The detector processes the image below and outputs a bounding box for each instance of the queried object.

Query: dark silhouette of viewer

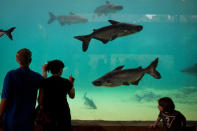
[38,60,75,131]
[0,48,44,131]
[150,97,186,131]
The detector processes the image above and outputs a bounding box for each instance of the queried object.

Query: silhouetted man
[0,48,44,131]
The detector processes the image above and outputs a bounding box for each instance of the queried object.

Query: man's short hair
[16,48,32,66]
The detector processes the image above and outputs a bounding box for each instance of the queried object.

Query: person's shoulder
[173,110,180,113]
[59,77,72,84]
[6,69,18,76]
[171,110,182,116]
[60,77,70,82]
[174,110,184,115]
[29,70,44,79]
[45,76,53,81]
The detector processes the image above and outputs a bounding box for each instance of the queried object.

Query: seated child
[150,97,186,131]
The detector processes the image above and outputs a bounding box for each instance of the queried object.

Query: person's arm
[42,64,47,78]
[38,64,47,105]
[68,75,75,99]
[69,87,75,99]
[38,88,44,105]
[0,99,7,129]
[0,99,7,117]
[150,117,161,128]
[0,72,12,128]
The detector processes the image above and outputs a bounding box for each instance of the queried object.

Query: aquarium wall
[0,0,197,121]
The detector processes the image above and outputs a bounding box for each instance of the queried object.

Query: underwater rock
[181,64,197,76]
[94,1,123,17]
[74,20,143,52]
[0,27,16,40]
[48,12,88,26]
[92,58,161,87]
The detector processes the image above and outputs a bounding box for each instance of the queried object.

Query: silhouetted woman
[38,60,75,131]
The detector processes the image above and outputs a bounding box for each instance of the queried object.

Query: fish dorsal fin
[108,20,120,25]
[113,65,124,71]
[69,12,75,15]
[106,1,110,4]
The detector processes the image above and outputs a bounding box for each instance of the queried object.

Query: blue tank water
[0,0,197,121]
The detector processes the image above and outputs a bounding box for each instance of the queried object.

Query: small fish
[74,20,143,52]
[92,58,161,87]
[94,1,123,16]
[181,64,197,76]
[84,92,97,109]
[0,27,16,40]
[48,12,88,26]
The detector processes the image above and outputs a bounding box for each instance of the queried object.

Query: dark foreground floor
[34,120,197,131]
[35,126,196,131]
[72,126,196,131]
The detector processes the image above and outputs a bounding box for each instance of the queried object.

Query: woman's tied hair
[16,48,32,66]
[46,60,64,74]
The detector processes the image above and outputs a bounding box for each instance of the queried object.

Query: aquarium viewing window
[0,0,197,121]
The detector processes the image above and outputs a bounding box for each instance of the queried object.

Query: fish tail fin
[6,27,16,40]
[146,58,161,79]
[48,12,56,24]
[74,35,91,52]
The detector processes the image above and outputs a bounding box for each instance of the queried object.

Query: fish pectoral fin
[111,35,117,41]
[123,82,130,86]
[102,40,109,44]
[94,37,109,44]
[58,20,65,26]
[131,81,139,85]
[131,75,144,85]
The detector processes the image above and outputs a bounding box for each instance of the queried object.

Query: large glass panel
[0,0,197,121]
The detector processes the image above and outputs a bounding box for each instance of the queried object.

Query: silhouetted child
[150,97,186,131]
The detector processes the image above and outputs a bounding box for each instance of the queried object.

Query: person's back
[2,68,43,130]
[42,76,72,111]
[38,60,75,131]
[0,48,44,131]
[159,110,186,131]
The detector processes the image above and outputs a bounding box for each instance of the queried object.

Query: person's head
[16,48,32,67]
[158,97,175,113]
[46,60,64,75]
